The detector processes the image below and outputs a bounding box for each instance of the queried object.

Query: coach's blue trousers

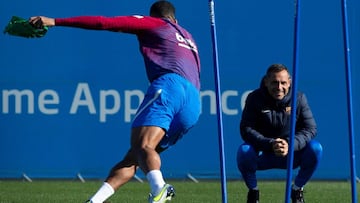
[236,140,323,189]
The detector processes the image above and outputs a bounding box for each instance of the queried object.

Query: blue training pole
[285,0,301,202]
[208,1,228,203]
[341,0,358,202]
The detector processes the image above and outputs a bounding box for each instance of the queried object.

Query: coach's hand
[272,138,288,157]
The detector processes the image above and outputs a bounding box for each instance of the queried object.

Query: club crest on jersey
[175,32,198,53]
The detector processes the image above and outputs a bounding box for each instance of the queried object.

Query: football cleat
[148,184,175,203]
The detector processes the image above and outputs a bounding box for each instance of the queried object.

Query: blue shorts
[132,73,200,149]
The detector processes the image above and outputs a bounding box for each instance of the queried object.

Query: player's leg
[131,126,166,173]
[87,126,166,203]
[86,151,137,203]
[131,126,179,203]
[105,150,138,189]
[126,75,176,202]
[131,125,173,200]
[146,74,199,202]
[134,73,199,202]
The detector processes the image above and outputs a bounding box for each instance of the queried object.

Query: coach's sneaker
[247,189,259,203]
[148,184,175,203]
[291,188,305,203]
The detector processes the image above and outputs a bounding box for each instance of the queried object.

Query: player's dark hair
[150,0,176,20]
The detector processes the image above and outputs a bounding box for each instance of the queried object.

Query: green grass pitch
[0,179,358,202]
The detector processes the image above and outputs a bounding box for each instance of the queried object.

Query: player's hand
[272,138,288,157]
[29,16,55,28]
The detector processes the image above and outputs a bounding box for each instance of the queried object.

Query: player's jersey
[55,15,201,89]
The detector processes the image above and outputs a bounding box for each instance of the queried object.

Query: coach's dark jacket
[240,80,317,152]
